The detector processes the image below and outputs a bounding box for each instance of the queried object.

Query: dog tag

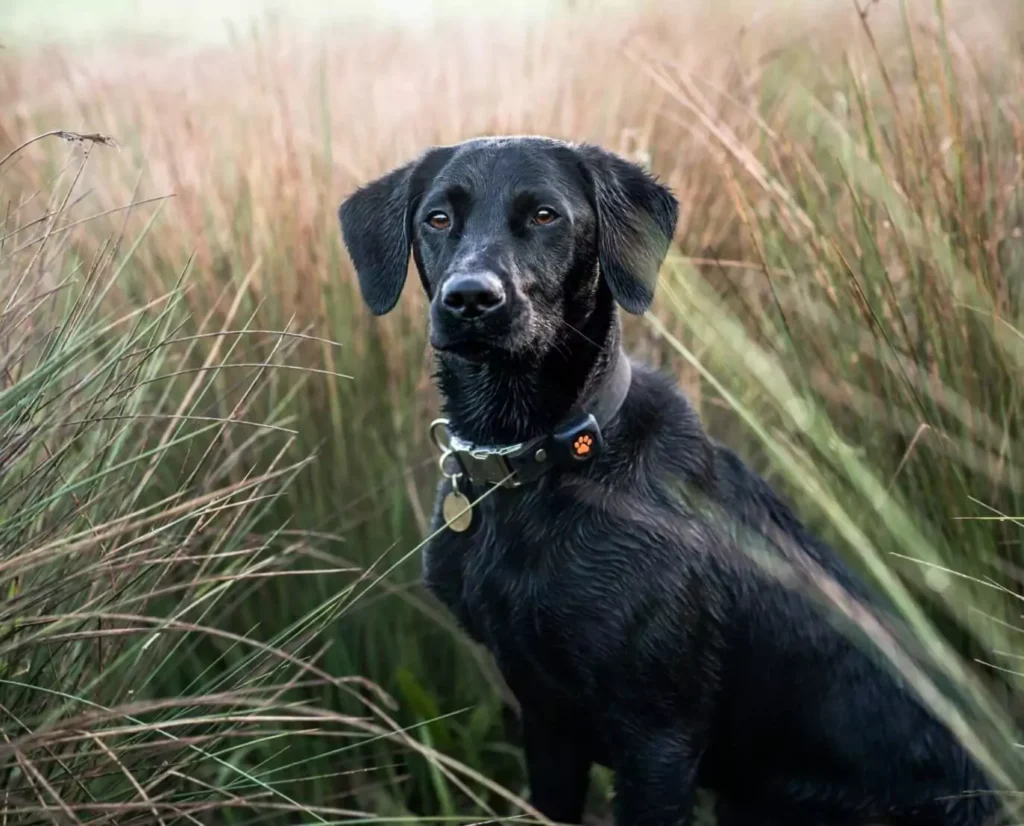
[442,491,473,532]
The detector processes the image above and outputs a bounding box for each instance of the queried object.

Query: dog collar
[429,349,633,490]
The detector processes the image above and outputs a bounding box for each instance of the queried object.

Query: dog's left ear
[576,145,679,315]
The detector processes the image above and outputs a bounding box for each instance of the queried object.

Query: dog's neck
[434,296,620,446]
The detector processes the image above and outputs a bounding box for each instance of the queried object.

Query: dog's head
[338,136,678,362]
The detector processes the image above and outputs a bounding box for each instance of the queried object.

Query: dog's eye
[426,211,451,230]
[533,207,558,226]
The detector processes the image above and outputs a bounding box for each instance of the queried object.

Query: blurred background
[1,0,1023,822]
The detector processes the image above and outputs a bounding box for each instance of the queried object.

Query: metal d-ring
[429,418,452,454]
[429,418,464,493]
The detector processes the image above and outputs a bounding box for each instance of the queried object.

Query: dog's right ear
[338,147,451,316]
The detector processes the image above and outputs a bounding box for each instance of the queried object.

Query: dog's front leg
[612,730,700,826]
[521,710,593,824]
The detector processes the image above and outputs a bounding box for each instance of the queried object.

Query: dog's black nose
[440,273,506,320]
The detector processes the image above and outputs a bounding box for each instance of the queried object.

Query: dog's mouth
[429,336,498,362]
[430,308,533,362]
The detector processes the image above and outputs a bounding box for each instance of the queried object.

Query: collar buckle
[431,419,525,489]
[456,450,522,489]
[452,436,523,488]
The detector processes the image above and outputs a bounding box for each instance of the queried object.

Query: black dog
[338,136,999,826]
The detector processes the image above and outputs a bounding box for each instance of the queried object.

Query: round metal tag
[442,491,473,532]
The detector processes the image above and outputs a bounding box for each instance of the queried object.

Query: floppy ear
[338,147,452,315]
[576,145,679,315]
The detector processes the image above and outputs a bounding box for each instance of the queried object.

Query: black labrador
[338,136,999,826]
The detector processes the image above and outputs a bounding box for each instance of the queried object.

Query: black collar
[430,349,633,490]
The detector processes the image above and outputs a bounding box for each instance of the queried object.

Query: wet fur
[338,136,999,825]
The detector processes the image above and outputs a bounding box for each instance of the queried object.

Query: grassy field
[2,0,1024,821]
[1,0,609,45]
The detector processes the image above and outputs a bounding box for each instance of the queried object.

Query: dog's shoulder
[603,361,716,488]
[603,362,860,582]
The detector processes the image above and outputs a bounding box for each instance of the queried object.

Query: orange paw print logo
[573,433,594,457]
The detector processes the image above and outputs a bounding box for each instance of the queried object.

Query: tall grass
[0,136,533,823]
[650,0,1024,803]
[2,0,1023,819]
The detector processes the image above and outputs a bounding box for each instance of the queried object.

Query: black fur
[338,136,1001,825]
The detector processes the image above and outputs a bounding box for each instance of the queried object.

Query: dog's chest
[429,485,627,704]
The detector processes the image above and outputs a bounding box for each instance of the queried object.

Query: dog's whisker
[555,317,604,351]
